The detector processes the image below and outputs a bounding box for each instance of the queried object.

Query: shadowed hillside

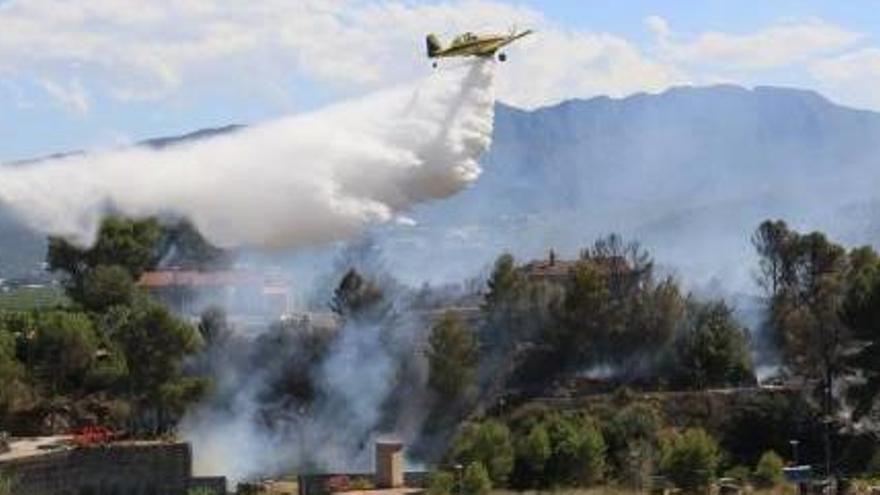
[383,85,880,290]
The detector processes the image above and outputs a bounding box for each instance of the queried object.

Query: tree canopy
[427,312,478,400]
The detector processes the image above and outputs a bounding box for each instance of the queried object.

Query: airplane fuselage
[433,35,511,58]
[426,30,532,62]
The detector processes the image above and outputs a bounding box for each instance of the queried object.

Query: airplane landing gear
[498,52,507,62]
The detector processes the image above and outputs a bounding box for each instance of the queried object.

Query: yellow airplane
[426,28,533,67]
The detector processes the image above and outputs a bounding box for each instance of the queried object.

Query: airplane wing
[498,29,533,49]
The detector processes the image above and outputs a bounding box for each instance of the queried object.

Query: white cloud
[0,0,681,110]
[645,15,671,39]
[39,79,90,115]
[651,16,862,70]
[496,30,685,108]
[810,48,880,109]
[1,1,877,114]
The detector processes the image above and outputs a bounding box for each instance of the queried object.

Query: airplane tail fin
[426,34,442,57]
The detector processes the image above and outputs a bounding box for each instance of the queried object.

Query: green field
[0,285,69,311]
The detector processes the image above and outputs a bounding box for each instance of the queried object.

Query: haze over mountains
[3,84,880,294]
[383,84,880,290]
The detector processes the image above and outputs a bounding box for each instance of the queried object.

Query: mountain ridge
[2,84,880,287]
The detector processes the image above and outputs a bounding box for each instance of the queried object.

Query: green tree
[159,219,229,270]
[552,236,684,367]
[483,253,561,349]
[555,260,609,361]
[660,428,720,491]
[0,472,15,495]
[451,420,515,485]
[0,312,36,411]
[85,343,128,390]
[159,377,211,421]
[426,471,456,495]
[48,217,161,279]
[516,423,552,476]
[668,300,754,389]
[107,298,202,430]
[47,216,162,307]
[606,403,661,482]
[753,221,849,380]
[427,312,477,400]
[543,413,607,486]
[841,253,880,418]
[80,264,135,311]
[608,403,661,447]
[483,253,525,316]
[461,462,491,495]
[753,450,784,488]
[33,311,99,392]
[0,328,26,414]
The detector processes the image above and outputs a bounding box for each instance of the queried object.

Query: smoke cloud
[179,259,434,483]
[0,60,496,249]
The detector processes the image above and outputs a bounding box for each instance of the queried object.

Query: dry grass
[492,486,796,495]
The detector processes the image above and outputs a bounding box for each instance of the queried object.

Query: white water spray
[0,61,496,249]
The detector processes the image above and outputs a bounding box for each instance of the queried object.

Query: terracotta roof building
[138,269,291,318]
[520,251,578,283]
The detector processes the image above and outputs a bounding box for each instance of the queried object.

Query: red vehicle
[70,426,116,447]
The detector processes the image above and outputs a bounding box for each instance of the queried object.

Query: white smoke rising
[0,60,496,249]
[180,293,432,483]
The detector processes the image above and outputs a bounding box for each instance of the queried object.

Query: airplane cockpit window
[453,32,477,44]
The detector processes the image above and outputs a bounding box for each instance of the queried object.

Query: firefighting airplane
[426,28,533,67]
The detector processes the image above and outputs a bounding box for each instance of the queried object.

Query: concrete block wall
[0,442,193,495]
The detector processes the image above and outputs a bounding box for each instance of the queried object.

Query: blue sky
[2,0,880,162]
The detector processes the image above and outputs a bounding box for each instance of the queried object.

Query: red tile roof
[138,270,269,288]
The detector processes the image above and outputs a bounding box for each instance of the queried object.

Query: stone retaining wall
[0,442,193,495]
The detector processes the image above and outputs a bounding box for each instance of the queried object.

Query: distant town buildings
[137,269,292,319]
[520,250,578,284]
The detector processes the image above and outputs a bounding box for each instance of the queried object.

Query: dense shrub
[462,463,491,495]
[660,428,720,490]
[186,488,218,495]
[543,412,606,486]
[516,423,551,476]
[753,450,784,487]
[606,403,661,480]
[451,420,514,484]
[426,471,456,495]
